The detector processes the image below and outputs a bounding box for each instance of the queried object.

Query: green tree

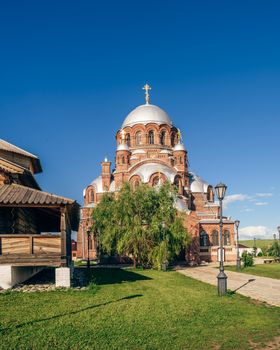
[267,241,280,258]
[92,182,190,269]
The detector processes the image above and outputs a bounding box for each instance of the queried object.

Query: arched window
[174,176,180,189]
[90,190,94,203]
[136,132,142,145]
[122,156,125,164]
[148,130,154,145]
[207,186,214,202]
[212,230,219,246]
[174,176,182,194]
[171,133,176,147]
[125,134,131,147]
[200,231,209,247]
[152,176,160,187]
[89,235,93,250]
[160,131,166,145]
[224,230,230,246]
[180,157,183,164]
[133,180,141,190]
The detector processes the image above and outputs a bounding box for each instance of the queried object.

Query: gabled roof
[239,243,249,248]
[0,139,38,159]
[0,139,42,174]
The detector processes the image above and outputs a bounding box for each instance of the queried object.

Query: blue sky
[1,0,280,239]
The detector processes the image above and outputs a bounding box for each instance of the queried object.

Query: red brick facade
[77,102,236,263]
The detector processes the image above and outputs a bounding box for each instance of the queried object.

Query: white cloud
[223,191,274,210]
[239,226,274,240]
[256,193,273,198]
[242,208,254,212]
[223,194,250,208]
[254,202,268,206]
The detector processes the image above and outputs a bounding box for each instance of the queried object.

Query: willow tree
[92,182,190,269]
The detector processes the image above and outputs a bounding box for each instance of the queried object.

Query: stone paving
[178,266,280,307]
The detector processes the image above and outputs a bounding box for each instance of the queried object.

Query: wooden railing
[0,234,61,256]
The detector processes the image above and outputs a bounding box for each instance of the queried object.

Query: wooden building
[0,139,79,289]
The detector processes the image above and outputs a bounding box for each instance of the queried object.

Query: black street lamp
[235,220,241,269]
[215,182,227,296]
[87,230,91,269]
[277,226,280,262]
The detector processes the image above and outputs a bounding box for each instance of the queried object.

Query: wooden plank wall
[1,236,61,255]
[0,208,13,234]
[33,237,61,254]
[0,208,38,234]
[2,237,30,254]
[16,208,38,234]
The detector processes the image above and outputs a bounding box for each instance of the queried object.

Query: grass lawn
[240,239,274,249]
[1,268,280,350]
[225,263,280,280]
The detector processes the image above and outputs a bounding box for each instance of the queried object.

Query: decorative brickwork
[77,100,236,263]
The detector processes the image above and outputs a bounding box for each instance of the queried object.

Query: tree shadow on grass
[75,268,152,287]
[0,294,143,333]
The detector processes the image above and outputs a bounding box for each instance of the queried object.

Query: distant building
[239,244,262,256]
[0,139,79,288]
[77,88,236,263]
[72,240,77,261]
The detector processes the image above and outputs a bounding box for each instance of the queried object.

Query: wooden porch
[0,183,80,267]
[0,234,66,266]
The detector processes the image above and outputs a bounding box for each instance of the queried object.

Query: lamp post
[277,226,280,262]
[235,220,241,269]
[215,182,227,296]
[87,230,91,269]
[253,237,257,257]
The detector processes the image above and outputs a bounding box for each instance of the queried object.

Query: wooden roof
[0,139,38,159]
[0,139,42,174]
[0,184,76,206]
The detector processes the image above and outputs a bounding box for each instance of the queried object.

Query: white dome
[122,104,172,128]
[89,176,115,193]
[189,172,209,193]
[117,143,129,151]
[173,143,186,151]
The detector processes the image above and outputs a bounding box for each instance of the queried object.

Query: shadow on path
[0,294,143,333]
[228,279,256,294]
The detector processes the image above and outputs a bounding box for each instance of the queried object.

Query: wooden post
[60,206,67,258]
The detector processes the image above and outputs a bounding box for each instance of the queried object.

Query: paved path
[178,267,280,307]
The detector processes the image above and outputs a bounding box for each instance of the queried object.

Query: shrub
[242,251,254,267]
[267,242,280,258]
[257,251,263,257]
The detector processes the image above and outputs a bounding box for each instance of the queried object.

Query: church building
[77,85,236,263]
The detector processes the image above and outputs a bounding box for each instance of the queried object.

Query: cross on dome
[142,83,151,104]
